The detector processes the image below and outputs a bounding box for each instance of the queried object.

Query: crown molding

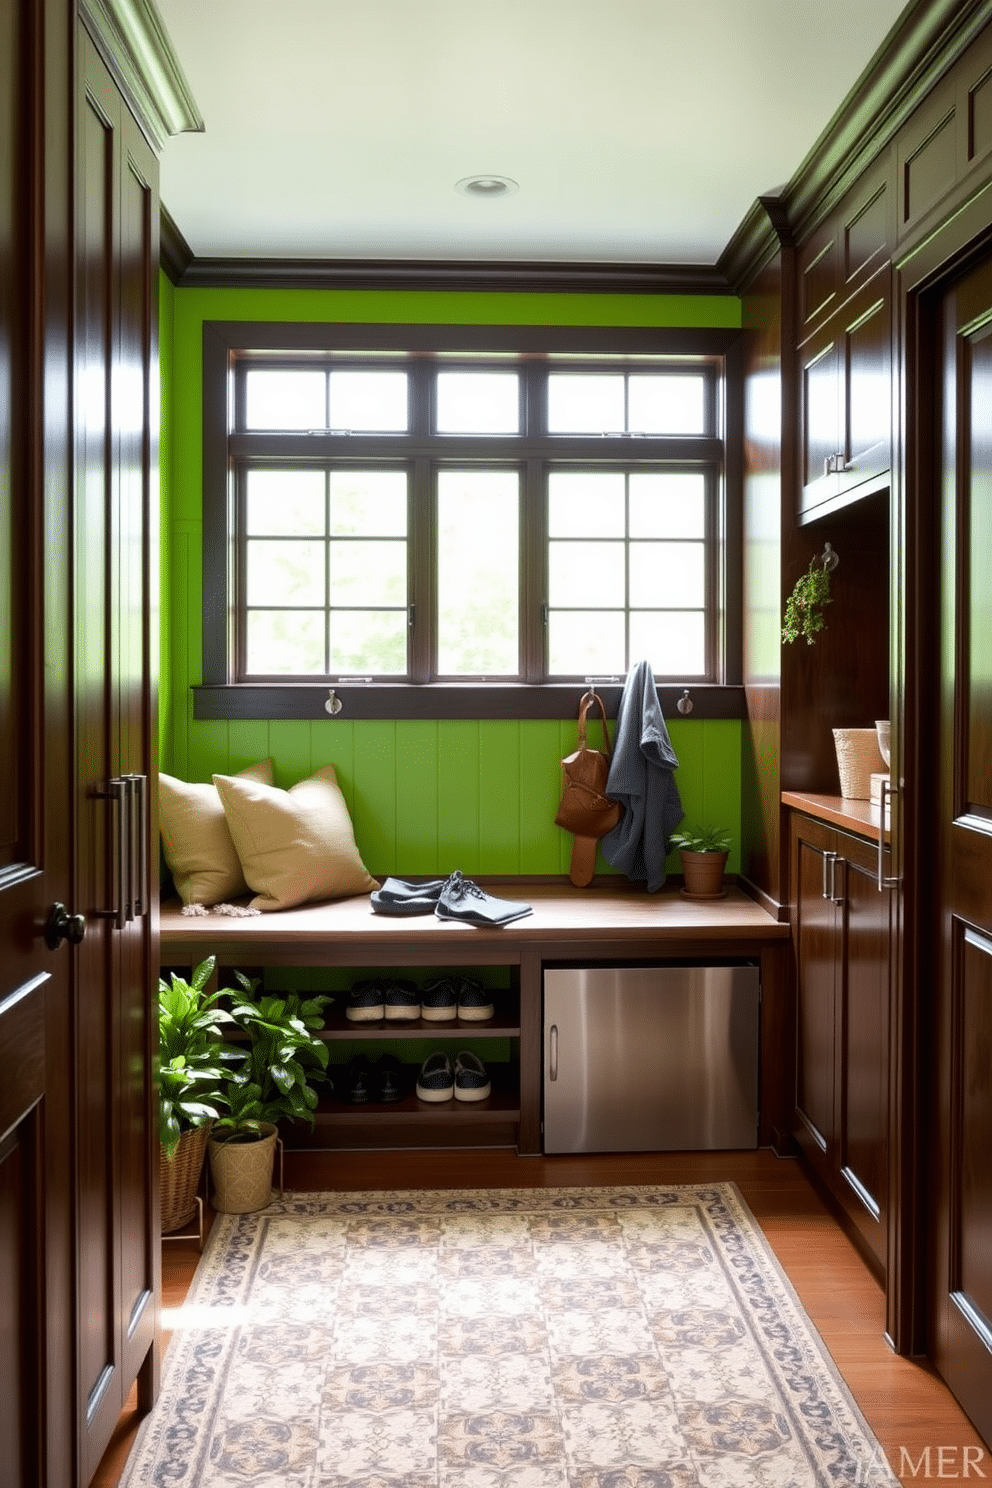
[80,0,203,151]
[160,205,194,284]
[718,197,794,295]
[162,253,734,296]
[720,0,992,292]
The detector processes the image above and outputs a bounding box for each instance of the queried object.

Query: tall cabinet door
[932,252,992,1445]
[0,3,74,1485]
[75,26,159,1481]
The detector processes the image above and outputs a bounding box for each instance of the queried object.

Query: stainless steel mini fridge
[543,964,760,1153]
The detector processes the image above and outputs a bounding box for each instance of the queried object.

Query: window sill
[192,682,746,722]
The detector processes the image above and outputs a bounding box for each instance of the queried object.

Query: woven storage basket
[160,1125,210,1233]
[832,728,887,800]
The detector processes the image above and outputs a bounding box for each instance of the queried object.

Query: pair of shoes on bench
[371,871,532,927]
[338,1053,406,1104]
[420,975,494,1022]
[345,977,419,1022]
[415,1050,490,1103]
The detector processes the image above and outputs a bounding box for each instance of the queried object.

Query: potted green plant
[782,553,833,645]
[158,955,238,1232]
[669,824,732,900]
[207,972,332,1214]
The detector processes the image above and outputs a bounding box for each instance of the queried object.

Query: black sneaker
[435,871,533,927]
[420,976,458,1022]
[415,1051,454,1102]
[454,1051,491,1102]
[339,1054,376,1104]
[456,975,495,1022]
[373,1054,406,1103]
[345,978,386,1022]
[370,877,447,916]
[383,978,420,1021]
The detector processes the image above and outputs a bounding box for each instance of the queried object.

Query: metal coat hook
[676,689,693,715]
[821,542,840,573]
[324,688,343,716]
[584,675,621,701]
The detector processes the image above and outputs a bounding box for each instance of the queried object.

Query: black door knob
[44,902,87,951]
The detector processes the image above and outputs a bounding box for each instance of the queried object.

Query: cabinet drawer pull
[822,850,838,900]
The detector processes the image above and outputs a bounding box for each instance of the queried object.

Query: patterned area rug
[123,1185,901,1487]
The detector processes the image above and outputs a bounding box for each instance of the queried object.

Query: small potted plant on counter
[670,824,732,900]
[207,973,332,1214]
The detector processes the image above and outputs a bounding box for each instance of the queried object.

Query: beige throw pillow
[213,763,378,912]
[159,759,274,905]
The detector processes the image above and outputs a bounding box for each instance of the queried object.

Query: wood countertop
[160,881,788,966]
[781,790,890,843]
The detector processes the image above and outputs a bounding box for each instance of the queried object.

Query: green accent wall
[161,280,744,878]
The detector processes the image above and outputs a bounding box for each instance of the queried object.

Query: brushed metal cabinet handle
[878,780,899,891]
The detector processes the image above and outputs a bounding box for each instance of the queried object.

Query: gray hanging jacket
[601,660,684,891]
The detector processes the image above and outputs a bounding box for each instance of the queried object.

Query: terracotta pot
[679,849,728,900]
[208,1122,280,1214]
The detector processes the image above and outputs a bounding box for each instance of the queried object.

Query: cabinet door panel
[838,846,890,1266]
[794,829,836,1154]
[799,334,841,515]
[932,255,992,1444]
[75,29,160,1478]
[841,284,892,494]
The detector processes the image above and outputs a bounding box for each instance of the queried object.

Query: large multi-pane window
[218,341,725,695]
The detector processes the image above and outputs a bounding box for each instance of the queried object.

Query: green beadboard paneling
[185,720,230,784]
[699,719,743,873]
[351,719,399,874]
[437,721,481,872]
[226,720,272,775]
[478,722,522,876]
[520,721,568,875]
[266,720,314,787]
[395,721,440,875]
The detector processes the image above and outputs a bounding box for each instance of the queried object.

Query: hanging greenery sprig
[782,555,833,645]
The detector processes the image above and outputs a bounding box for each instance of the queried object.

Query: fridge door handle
[549,1023,559,1082]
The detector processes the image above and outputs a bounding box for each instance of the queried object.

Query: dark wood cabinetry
[790,809,892,1276]
[798,269,892,522]
[0,5,197,1484]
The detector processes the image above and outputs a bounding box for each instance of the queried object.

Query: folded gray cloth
[601,660,684,892]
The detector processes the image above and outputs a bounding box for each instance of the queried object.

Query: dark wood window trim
[199,320,745,721]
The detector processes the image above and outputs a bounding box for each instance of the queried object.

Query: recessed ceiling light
[455,175,519,199]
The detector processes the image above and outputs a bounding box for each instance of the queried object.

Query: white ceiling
[156,0,912,266]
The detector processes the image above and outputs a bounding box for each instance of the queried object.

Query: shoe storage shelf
[291,979,523,1152]
[160,883,790,1158]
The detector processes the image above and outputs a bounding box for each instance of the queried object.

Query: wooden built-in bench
[160,881,790,1157]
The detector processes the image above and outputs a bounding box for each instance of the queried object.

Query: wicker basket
[832,728,888,800]
[160,1125,210,1233]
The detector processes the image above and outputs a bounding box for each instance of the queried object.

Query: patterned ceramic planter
[208,1122,280,1214]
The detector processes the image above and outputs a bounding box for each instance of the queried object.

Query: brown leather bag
[554,691,623,887]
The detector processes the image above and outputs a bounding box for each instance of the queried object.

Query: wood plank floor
[93,1149,989,1487]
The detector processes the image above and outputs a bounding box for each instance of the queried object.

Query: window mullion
[234,463,248,681]
[520,457,546,683]
[324,469,331,676]
[409,457,432,684]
